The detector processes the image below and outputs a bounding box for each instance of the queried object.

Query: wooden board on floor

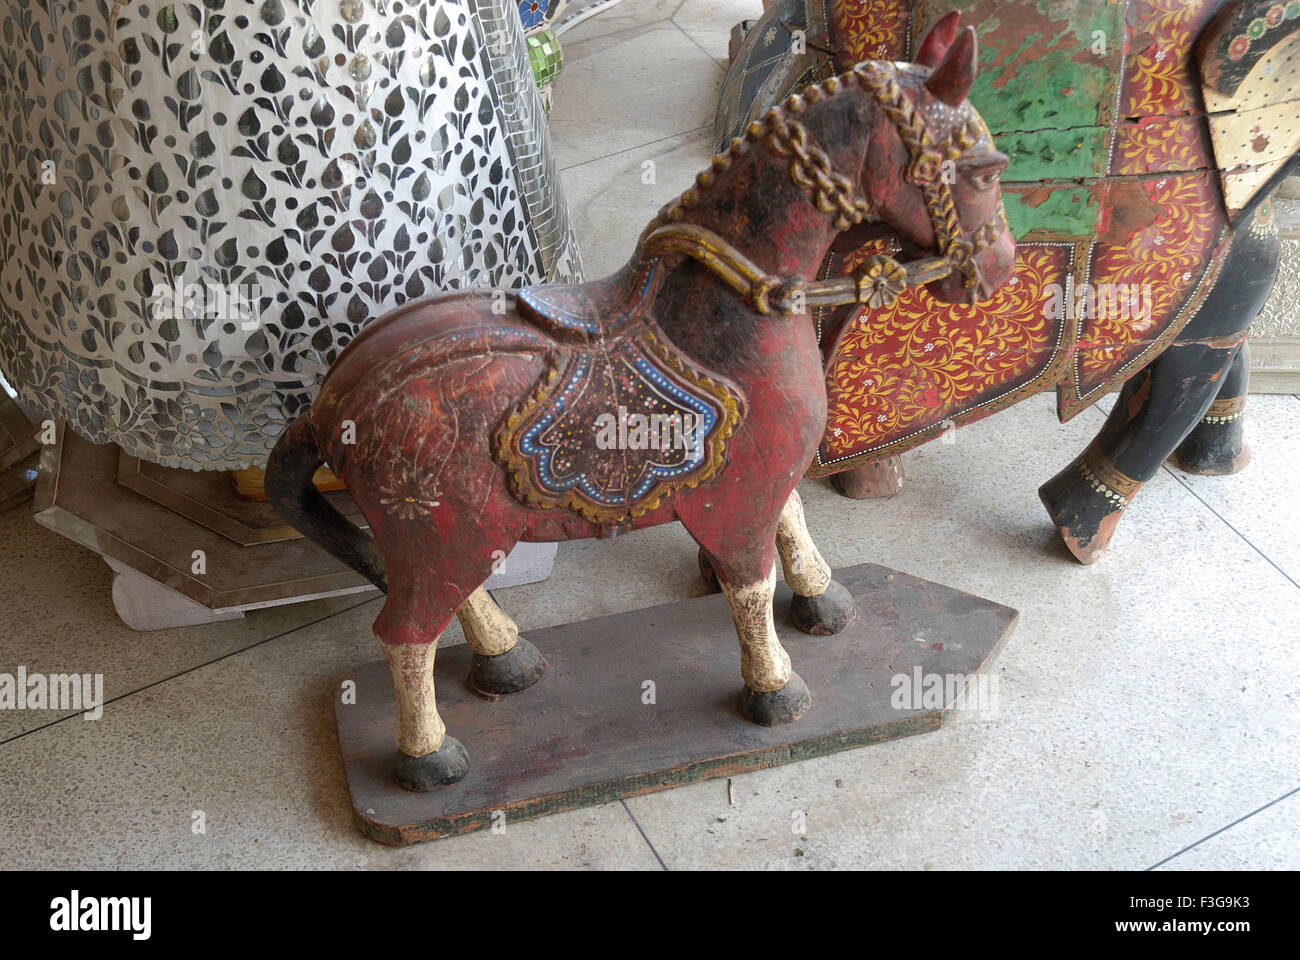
[336,562,1018,845]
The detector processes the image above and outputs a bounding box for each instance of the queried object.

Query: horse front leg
[718,559,812,724]
[688,518,812,724]
[456,586,549,698]
[776,488,857,634]
[693,489,859,635]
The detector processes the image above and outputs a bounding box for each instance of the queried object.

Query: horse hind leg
[371,532,515,791]
[776,488,857,634]
[1169,342,1251,476]
[457,586,548,699]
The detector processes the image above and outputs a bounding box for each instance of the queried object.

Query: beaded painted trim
[1079,446,1142,508]
[1201,395,1246,424]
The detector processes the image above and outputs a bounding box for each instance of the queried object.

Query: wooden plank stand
[336,562,1017,845]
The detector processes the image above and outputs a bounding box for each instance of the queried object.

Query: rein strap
[640,222,951,316]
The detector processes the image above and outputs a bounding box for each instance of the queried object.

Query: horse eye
[972,169,1001,188]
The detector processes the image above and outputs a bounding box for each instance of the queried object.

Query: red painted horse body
[268,25,1014,791]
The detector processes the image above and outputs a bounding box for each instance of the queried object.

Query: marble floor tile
[0,598,656,869]
[672,0,757,64]
[1153,789,1300,871]
[548,21,724,169]
[560,127,716,278]
[559,0,685,46]
[1166,394,1300,585]
[0,505,368,740]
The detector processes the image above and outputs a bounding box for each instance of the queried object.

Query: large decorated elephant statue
[715,0,1300,562]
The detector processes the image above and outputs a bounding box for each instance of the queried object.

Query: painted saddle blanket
[496,262,745,524]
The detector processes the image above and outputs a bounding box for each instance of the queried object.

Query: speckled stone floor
[1,0,1298,869]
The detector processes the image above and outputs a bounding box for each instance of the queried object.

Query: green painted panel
[997,125,1110,181]
[935,0,1123,132]
[925,0,1124,237]
[1003,186,1098,239]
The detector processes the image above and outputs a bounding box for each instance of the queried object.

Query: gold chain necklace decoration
[764,112,875,232]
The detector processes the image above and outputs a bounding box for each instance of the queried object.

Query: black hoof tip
[469,638,548,699]
[790,579,857,635]
[741,673,812,726]
[394,737,470,791]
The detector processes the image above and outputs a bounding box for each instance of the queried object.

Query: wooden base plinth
[336,562,1017,845]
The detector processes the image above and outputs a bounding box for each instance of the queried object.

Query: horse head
[643,11,1014,319]
[849,12,1016,305]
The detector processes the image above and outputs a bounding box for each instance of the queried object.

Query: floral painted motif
[832,0,908,66]
[379,472,444,520]
[820,246,1069,462]
[1069,0,1229,398]
[1076,174,1222,393]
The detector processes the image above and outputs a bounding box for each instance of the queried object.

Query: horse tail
[265,414,388,592]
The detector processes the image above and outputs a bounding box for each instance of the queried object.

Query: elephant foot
[790,579,857,635]
[829,457,904,500]
[741,672,812,726]
[469,637,548,700]
[394,736,470,791]
[1039,449,1142,564]
[1169,411,1250,476]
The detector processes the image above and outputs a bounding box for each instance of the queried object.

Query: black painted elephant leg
[829,456,906,500]
[1041,213,1280,563]
[1039,345,1238,563]
[1169,341,1252,476]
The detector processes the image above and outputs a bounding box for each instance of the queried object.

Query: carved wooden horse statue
[266,23,1014,791]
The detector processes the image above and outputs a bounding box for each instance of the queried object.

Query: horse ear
[925,26,978,106]
[915,11,960,68]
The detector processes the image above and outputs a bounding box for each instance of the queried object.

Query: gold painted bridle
[638,61,1009,317]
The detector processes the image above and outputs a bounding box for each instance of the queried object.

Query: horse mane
[638,60,953,243]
